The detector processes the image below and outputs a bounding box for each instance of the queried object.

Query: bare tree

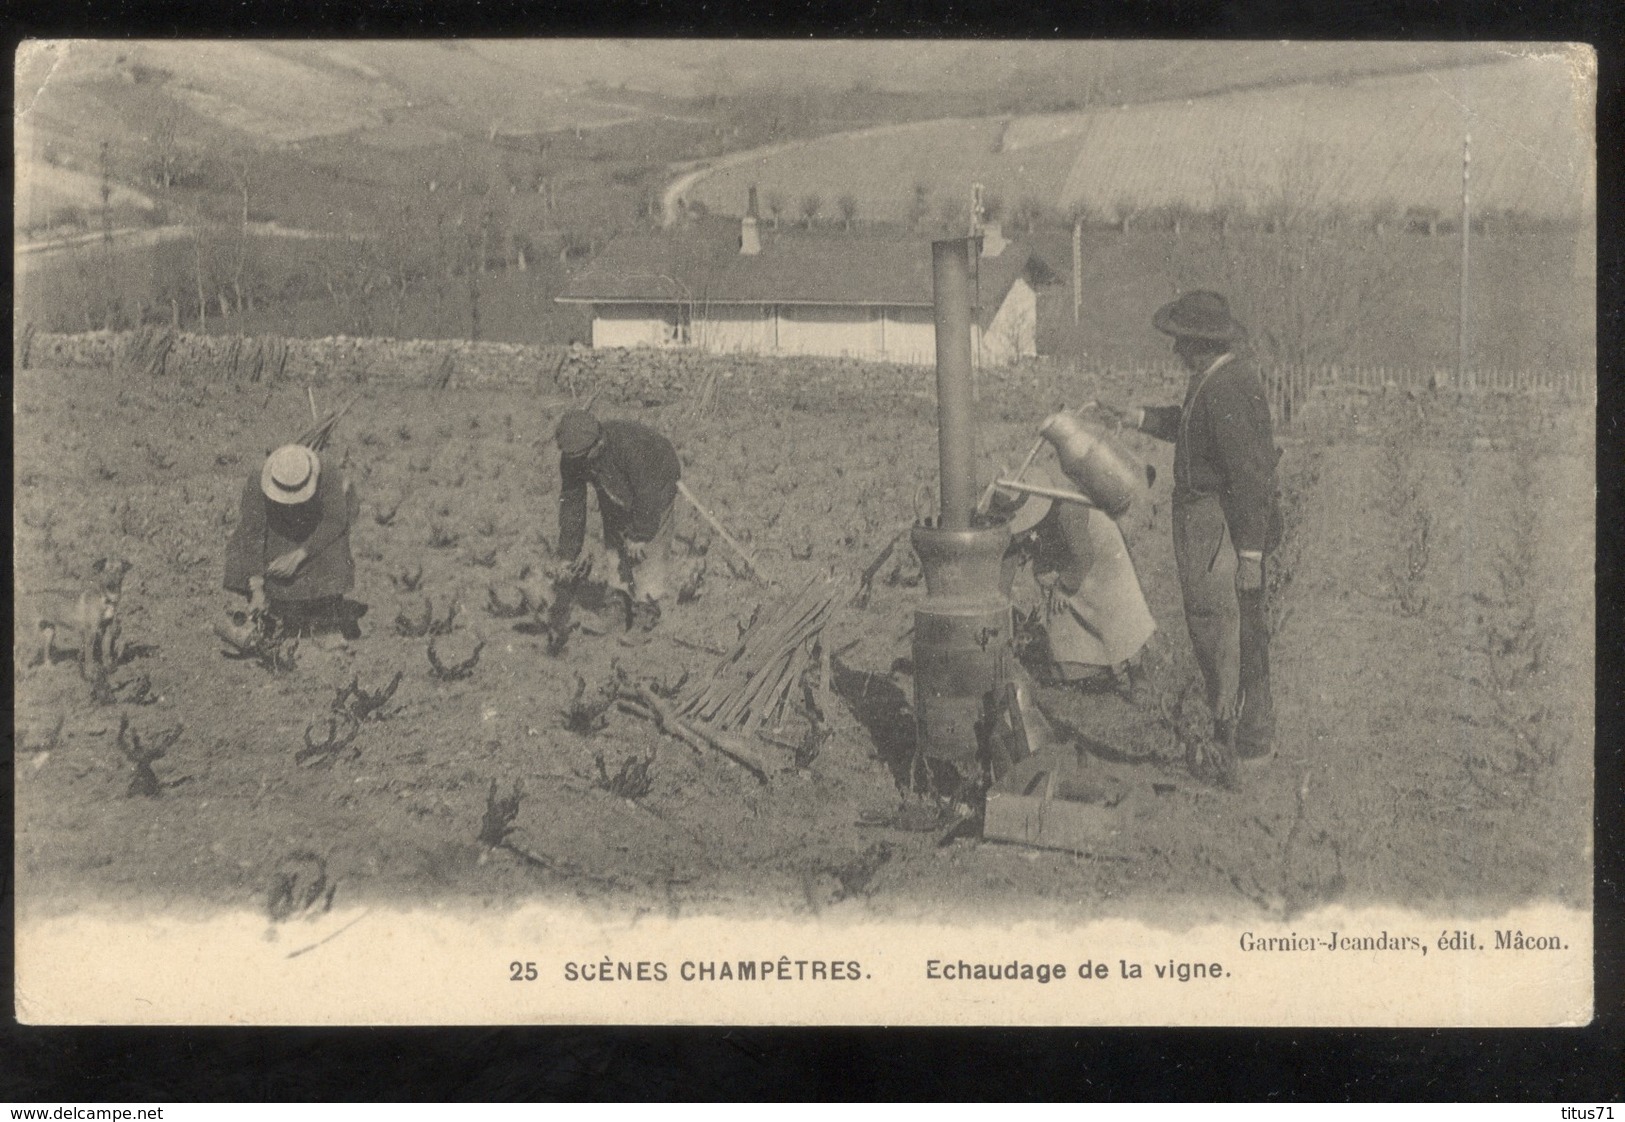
[799,193,822,229]
[1013,195,1046,234]
[1112,195,1139,233]
[98,140,114,244]
[837,193,858,231]
[1202,141,1404,418]
[223,152,258,315]
[766,190,786,229]
[907,184,932,230]
[146,102,185,192]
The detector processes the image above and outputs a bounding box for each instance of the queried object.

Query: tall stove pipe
[931,238,977,529]
[911,236,1012,769]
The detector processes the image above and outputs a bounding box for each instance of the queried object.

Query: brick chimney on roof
[740,186,761,256]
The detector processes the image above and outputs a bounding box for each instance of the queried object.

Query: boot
[611,589,635,632]
[631,599,661,633]
[616,597,660,647]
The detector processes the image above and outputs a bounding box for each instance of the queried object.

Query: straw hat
[261,444,320,505]
[992,463,1059,536]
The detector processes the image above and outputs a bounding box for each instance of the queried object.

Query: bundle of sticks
[296,390,358,452]
[676,573,841,736]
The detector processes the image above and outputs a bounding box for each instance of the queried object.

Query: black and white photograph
[12,39,1596,1026]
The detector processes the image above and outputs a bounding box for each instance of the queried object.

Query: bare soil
[12,362,1593,925]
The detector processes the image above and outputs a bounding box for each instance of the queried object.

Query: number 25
[510,961,537,981]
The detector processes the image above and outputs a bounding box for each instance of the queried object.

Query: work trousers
[601,503,676,604]
[1171,494,1274,750]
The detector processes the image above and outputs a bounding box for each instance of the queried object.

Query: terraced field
[683,53,1593,224]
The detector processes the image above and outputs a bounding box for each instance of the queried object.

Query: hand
[622,539,649,564]
[248,588,267,616]
[551,556,591,583]
[1087,402,1136,431]
[1235,553,1264,593]
[265,547,307,579]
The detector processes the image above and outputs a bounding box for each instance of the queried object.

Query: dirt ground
[12,360,1594,926]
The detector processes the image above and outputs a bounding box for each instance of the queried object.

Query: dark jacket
[557,419,681,560]
[223,465,357,600]
[1140,353,1281,553]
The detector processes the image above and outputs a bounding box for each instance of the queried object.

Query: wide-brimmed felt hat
[261,444,320,505]
[554,410,602,456]
[990,462,1060,536]
[1153,290,1246,342]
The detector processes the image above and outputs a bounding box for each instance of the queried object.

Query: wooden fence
[1261,362,1593,429]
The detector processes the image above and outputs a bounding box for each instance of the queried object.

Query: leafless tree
[1013,195,1046,234]
[223,152,257,315]
[766,190,786,229]
[837,193,858,231]
[907,184,932,230]
[146,102,185,192]
[1201,141,1404,416]
[1112,195,1139,233]
[799,193,822,229]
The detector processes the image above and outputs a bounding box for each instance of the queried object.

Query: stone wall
[17,327,1036,413]
[18,327,569,390]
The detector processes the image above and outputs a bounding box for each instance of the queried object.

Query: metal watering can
[1037,411,1152,518]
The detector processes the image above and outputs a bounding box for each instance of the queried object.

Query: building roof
[557,221,1034,323]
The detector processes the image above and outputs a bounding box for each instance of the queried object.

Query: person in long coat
[994,462,1156,688]
[223,443,362,639]
[1116,290,1283,765]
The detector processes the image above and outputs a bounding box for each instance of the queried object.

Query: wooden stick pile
[676,573,841,736]
[297,395,358,452]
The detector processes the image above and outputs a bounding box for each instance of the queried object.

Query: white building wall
[879,308,938,365]
[775,306,884,359]
[591,305,672,349]
[693,304,775,354]
[979,278,1038,367]
[585,293,1031,366]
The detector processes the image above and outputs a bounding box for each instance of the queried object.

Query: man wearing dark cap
[554,410,681,633]
[1110,291,1283,772]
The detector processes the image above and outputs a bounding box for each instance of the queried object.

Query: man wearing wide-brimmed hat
[223,443,363,642]
[553,409,681,635]
[1109,291,1283,772]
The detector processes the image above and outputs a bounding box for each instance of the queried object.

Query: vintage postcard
[13,39,1594,1026]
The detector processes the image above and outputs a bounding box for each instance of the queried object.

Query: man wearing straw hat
[1109,290,1283,773]
[223,443,363,643]
[553,409,681,635]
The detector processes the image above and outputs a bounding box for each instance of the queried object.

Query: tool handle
[677,480,769,584]
[995,478,1099,509]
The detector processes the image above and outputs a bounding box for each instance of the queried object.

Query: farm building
[556,214,1040,366]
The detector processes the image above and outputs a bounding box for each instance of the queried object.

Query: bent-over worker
[554,410,681,634]
[993,461,1156,689]
[223,443,363,642]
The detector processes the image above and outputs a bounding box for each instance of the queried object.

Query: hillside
[683,51,1594,224]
